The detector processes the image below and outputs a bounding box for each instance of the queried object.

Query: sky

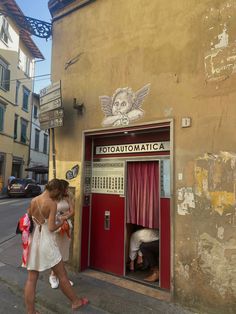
[15,0,52,93]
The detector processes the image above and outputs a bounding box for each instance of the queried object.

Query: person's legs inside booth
[140,240,159,282]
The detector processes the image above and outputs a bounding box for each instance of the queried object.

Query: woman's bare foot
[72,297,89,311]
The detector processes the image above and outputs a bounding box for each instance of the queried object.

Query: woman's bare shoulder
[31,194,56,209]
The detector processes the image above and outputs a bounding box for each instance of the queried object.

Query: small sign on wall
[160,159,170,198]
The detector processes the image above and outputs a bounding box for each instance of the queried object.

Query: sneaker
[49,275,59,289]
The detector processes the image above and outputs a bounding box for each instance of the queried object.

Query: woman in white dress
[49,179,75,289]
[24,179,88,314]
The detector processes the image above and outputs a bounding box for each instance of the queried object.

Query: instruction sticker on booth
[92,161,124,195]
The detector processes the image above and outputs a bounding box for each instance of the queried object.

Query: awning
[25,165,48,174]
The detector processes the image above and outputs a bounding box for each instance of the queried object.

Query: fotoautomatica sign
[95,141,170,155]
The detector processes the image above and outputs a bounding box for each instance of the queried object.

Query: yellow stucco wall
[48,159,82,267]
[0,11,34,189]
[50,0,236,312]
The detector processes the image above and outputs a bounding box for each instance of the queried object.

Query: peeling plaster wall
[176,152,236,313]
[49,0,236,312]
[204,1,236,82]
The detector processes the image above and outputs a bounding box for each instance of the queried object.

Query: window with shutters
[20,119,28,143]
[35,129,40,151]
[0,58,10,91]
[0,17,10,45]
[14,115,18,140]
[0,103,5,132]
[43,134,48,154]
[33,105,38,119]
[18,49,32,77]
[15,80,20,105]
[22,87,30,111]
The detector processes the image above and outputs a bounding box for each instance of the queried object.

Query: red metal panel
[90,194,125,276]
[80,205,90,270]
[160,198,170,290]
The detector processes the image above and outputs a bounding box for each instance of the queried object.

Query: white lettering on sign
[39,81,61,97]
[39,98,62,114]
[95,141,170,155]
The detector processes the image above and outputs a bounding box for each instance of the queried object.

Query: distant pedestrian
[8,175,15,185]
[24,178,88,313]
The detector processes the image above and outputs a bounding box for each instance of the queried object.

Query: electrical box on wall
[181,117,191,128]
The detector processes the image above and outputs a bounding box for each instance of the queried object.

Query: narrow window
[0,103,5,132]
[0,16,10,44]
[14,114,18,140]
[43,134,48,154]
[22,87,30,111]
[35,129,40,151]
[0,58,10,91]
[15,80,20,105]
[20,119,28,143]
[25,57,31,76]
[33,105,38,119]
[17,49,31,76]
[18,49,23,69]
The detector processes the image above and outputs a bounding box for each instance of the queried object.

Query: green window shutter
[14,116,18,139]
[23,88,29,110]
[0,107,4,131]
[4,68,10,91]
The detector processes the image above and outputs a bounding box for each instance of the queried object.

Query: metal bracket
[0,10,52,39]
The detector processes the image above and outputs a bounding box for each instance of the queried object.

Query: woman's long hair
[45,178,62,200]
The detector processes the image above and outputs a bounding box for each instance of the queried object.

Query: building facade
[48,1,236,313]
[0,0,44,193]
[26,92,49,185]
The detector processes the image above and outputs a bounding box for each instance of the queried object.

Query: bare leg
[52,260,88,309]
[129,260,134,271]
[137,255,143,264]
[51,270,55,276]
[24,270,39,314]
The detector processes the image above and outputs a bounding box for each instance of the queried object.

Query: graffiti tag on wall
[65,164,79,180]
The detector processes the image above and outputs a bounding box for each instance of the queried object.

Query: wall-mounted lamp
[73,98,84,115]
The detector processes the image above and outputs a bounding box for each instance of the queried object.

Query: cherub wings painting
[99,84,150,127]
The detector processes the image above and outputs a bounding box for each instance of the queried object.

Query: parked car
[7,178,42,197]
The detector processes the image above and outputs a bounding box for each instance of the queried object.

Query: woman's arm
[48,201,65,232]
[67,193,75,218]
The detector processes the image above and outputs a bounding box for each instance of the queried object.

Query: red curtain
[127,161,159,228]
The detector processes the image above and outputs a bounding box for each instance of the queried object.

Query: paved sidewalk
[0,236,199,314]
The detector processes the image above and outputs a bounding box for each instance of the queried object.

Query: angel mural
[99,84,150,127]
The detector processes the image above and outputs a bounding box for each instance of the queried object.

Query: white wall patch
[177,187,195,215]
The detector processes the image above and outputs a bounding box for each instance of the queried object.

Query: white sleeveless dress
[56,199,72,262]
[27,220,62,272]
